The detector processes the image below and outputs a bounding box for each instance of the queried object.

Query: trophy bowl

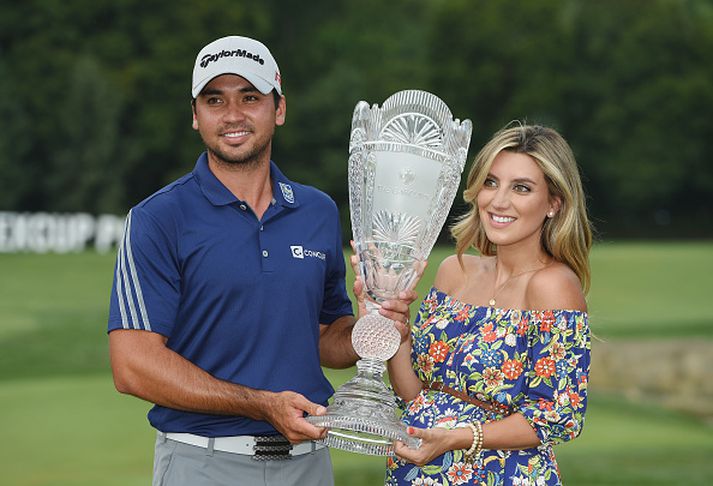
[306,90,472,455]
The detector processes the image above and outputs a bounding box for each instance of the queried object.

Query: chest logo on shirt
[290,245,326,261]
[279,182,295,203]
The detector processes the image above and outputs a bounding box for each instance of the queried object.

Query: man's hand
[261,391,328,443]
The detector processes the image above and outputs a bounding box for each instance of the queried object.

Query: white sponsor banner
[0,212,124,254]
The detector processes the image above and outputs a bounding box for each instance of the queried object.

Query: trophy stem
[305,358,420,455]
[355,357,386,377]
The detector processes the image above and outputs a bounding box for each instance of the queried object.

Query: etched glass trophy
[306,90,472,455]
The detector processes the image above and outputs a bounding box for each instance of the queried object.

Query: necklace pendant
[488,298,496,307]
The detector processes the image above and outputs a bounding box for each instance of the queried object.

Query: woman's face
[476,151,558,251]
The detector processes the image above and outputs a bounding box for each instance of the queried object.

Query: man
[108,35,412,486]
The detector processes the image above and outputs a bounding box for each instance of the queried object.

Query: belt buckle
[252,435,293,461]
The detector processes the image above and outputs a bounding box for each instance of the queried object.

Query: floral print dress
[386,287,590,486]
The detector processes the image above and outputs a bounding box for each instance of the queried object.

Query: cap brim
[192,71,276,98]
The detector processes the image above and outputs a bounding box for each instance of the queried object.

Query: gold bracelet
[464,421,483,462]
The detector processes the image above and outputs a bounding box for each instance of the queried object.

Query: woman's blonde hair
[451,123,593,293]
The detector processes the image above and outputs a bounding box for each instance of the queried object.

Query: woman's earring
[547,211,555,218]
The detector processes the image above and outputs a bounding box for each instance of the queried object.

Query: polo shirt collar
[193,152,300,208]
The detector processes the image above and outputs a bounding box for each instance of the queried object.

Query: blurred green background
[1,0,712,238]
[1,0,712,485]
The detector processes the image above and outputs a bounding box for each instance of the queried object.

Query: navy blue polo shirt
[107,152,353,437]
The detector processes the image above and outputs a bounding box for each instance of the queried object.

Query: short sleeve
[518,310,591,446]
[107,206,181,336]
[318,208,353,324]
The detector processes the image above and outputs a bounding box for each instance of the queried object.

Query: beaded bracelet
[464,421,483,463]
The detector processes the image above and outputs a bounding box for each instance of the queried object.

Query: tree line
[1,0,711,239]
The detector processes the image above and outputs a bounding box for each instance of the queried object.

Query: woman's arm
[393,413,540,466]
[387,337,422,401]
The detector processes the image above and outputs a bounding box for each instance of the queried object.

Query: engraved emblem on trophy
[306,90,472,455]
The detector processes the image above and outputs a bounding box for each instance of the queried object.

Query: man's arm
[318,317,359,369]
[109,329,326,443]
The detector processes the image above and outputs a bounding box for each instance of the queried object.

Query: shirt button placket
[259,222,274,273]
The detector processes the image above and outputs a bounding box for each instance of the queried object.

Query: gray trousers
[152,433,334,486]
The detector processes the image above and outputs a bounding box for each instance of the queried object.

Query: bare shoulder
[433,254,489,294]
[525,262,587,312]
[433,254,464,293]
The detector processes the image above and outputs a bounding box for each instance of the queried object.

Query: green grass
[0,376,154,486]
[554,393,713,485]
[586,242,713,338]
[1,375,711,486]
[0,253,114,380]
[0,242,712,485]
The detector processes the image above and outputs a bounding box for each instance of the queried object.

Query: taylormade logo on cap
[199,49,265,69]
[191,35,282,98]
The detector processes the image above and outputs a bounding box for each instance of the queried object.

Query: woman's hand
[393,426,464,467]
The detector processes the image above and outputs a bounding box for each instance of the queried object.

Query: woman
[385,124,593,485]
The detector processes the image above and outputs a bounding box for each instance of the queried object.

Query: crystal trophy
[306,90,472,455]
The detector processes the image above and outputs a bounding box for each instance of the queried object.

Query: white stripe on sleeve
[115,225,129,328]
[118,211,140,328]
[124,210,152,331]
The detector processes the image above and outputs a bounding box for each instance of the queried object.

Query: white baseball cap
[191,35,282,98]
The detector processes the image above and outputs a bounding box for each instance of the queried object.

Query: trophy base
[305,359,420,456]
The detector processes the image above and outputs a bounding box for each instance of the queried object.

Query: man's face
[192,74,286,168]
